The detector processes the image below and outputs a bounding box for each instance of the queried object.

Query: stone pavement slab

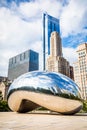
[0,111,87,130]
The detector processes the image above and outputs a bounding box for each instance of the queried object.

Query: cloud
[18,1,40,19]
[60,0,87,37]
[0,5,42,76]
[0,7,42,45]
[0,0,87,76]
[62,47,78,65]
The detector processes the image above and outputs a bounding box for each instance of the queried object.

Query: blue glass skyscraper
[43,13,60,70]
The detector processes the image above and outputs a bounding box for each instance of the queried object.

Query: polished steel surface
[7,71,82,114]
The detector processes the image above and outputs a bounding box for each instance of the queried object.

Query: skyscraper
[8,49,39,81]
[43,13,60,70]
[46,31,70,78]
[73,43,87,99]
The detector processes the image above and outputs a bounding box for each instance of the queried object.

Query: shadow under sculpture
[7,71,82,114]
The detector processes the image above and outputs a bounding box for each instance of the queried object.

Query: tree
[0,90,3,101]
[82,100,87,112]
[0,91,10,112]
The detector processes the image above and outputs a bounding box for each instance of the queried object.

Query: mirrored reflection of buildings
[73,43,87,100]
[43,13,60,70]
[46,31,74,79]
[8,49,39,81]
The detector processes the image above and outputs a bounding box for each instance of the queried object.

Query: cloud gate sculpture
[7,71,82,114]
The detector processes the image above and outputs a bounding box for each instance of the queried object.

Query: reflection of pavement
[0,112,87,130]
[8,91,82,114]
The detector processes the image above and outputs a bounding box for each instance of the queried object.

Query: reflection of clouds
[52,72,80,96]
[60,75,70,82]
[38,75,53,84]
[8,71,81,98]
[9,74,54,91]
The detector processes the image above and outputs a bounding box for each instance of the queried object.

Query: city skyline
[0,0,87,76]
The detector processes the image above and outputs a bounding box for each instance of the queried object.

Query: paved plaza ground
[0,111,87,130]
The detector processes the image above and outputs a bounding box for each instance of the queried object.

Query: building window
[24,52,26,59]
[12,58,13,64]
[14,57,16,63]
[20,54,22,61]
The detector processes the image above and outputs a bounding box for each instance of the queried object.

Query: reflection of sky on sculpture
[8,71,81,97]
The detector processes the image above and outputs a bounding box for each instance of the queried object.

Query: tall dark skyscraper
[8,49,39,81]
[43,13,60,70]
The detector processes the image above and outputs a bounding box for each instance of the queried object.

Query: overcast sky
[0,0,87,77]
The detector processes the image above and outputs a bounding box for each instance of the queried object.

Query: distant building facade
[46,32,71,78]
[0,82,5,100]
[70,66,74,81]
[0,77,11,100]
[73,43,87,100]
[43,13,60,70]
[8,50,39,81]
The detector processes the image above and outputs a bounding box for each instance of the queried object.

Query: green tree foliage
[0,90,3,101]
[0,100,10,112]
[0,91,10,112]
[82,100,87,112]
